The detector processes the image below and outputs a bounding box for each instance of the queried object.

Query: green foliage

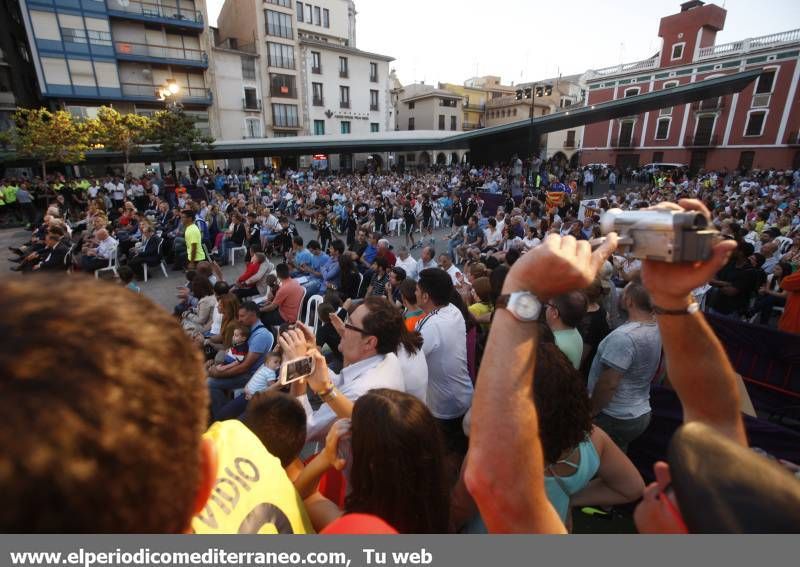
[89,106,152,172]
[9,108,92,177]
[148,105,214,163]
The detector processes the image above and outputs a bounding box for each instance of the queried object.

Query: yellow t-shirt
[184,223,206,262]
[192,420,314,534]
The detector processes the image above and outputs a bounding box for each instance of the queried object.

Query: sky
[207,0,800,85]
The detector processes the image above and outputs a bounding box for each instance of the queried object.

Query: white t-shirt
[396,346,428,404]
[395,255,418,281]
[484,228,502,248]
[416,304,473,419]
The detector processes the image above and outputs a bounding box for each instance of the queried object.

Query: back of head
[532,342,593,464]
[417,268,453,307]
[243,391,307,468]
[0,277,207,532]
[347,389,449,533]
[669,422,800,533]
[552,291,588,328]
[624,281,653,312]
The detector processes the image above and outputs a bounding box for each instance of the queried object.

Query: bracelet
[318,384,337,401]
[652,301,700,316]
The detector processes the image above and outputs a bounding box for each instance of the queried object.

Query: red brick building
[581,1,800,172]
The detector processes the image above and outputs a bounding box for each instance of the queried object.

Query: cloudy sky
[207,0,800,85]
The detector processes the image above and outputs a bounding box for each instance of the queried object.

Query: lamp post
[158,79,182,111]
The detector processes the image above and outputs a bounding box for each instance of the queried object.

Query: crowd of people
[1,160,800,534]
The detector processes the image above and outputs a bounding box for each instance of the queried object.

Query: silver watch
[495,291,542,322]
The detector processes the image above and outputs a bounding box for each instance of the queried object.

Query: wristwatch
[495,291,542,322]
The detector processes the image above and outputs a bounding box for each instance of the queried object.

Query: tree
[148,105,214,173]
[89,106,152,174]
[8,108,92,179]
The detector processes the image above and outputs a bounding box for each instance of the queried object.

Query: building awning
[0,69,761,166]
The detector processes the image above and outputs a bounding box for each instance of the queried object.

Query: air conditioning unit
[752,93,771,108]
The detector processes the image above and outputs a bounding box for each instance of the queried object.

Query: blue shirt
[295,248,314,268]
[247,322,274,376]
[310,252,330,272]
[320,256,341,293]
[363,244,378,264]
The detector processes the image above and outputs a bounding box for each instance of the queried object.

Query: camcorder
[599,207,719,263]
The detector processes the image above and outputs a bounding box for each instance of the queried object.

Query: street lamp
[158,79,182,110]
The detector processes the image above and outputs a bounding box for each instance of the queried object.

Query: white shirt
[416,304,474,419]
[88,185,99,198]
[483,227,502,248]
[96,236,118,260]
[396,346,428,404]
[395,255,419,281]
[417,258,438,275]
[299,353,405,443]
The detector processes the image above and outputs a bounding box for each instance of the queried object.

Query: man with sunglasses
[281,297,406,444]
[466,199,800,533]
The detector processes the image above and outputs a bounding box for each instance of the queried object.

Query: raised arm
[465,233,617,533]
[641,199,746,446]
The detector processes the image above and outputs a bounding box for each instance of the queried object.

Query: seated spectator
[365,256,390,297]
[280,297,410,443]
[207,301,274,419]
[294,389,449,533]
[181,276,217,337]
[80,228,118,273]
[467,277,493,329]
[259,263,305,327]
[232,249,275,301]
[438,254,463,286]
[546,291,588,370]
[206,323,249,372]
[214,351,283,422]
[0,276,214,532]
[127,224,161,280]
[750,261,791,325]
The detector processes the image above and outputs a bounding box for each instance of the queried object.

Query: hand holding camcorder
[600,205,720,263]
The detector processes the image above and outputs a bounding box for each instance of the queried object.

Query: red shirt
[237,260,260,285]
[273,277,305,322]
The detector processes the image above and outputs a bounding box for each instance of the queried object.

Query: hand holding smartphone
[279,355,315,385]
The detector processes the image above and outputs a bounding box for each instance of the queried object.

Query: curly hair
[532,342,593,465]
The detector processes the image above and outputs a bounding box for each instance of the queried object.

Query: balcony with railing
[243,98,262,111]
[339,100,350,109]
[697,28,800,60]
[312,96,324,107]
[115,41,208,68]
[563,139,579,149]
[106,0,204,31]
[786,131,799,145]
[370,104,379,111]
[585,56,659,80]
[684,134,719,148]
[692,98,725,112]
[120,82,212,104]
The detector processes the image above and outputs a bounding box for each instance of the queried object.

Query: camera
[600,208,719,263]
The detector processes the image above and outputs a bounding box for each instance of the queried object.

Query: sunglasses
[344,322,372,336]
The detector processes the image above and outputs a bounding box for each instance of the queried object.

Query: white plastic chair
[94,245,119,279]
[143,239,169,282]
[229,244,248,266]
[304,294,324,335]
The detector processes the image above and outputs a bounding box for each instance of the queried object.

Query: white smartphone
[279,355,315,386]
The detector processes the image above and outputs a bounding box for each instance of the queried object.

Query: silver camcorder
[600,208,719,263]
